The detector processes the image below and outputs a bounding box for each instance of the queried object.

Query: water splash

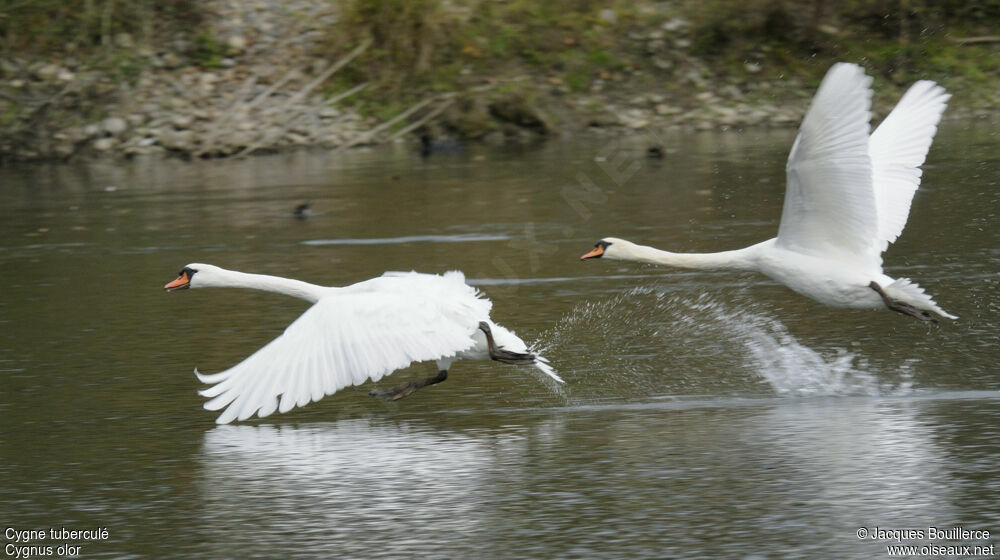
[534,287,914,399]
[711,300,915,397]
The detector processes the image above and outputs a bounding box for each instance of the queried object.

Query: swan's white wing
[869,80,949,251]
[196,284,489,424]
[778,63,880,269]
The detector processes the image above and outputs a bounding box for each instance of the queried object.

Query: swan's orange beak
[164,272,191,291]
[581,245,604,260]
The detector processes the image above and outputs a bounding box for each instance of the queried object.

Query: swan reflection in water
[197,418,544,557]
[195,395,963,558]
[739,398,955,529]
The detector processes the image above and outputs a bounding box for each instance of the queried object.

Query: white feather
[171,265,560,424]
[779,62,880,269]
[869,80,951,250]
[884,278,957,320]
[587,63,955,321]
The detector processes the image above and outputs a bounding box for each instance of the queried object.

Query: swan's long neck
[613,241,762,271]
[202,269,331,303]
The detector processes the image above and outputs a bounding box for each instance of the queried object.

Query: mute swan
[582,62,956,322]
[164,263,561,424]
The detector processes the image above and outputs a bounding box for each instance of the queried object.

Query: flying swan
[582,62,955,322]
[164,264,561,423]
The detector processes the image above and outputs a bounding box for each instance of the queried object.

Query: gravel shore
[1,0,994,162]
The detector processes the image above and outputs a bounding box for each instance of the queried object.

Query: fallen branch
[193,73,259,157]
[246,68,301,111]
[386,96,456,142]
[235,38,372,158]
[951,35,1000,45]
[196,67,306,156]
[283,38,372,108]
[326,81,369,105]
[343,80,505,149]
[336,93,449,151]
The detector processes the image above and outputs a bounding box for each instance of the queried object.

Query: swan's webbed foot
[369,370,448,401]
[478,321,537,365]
[868,282,938,324]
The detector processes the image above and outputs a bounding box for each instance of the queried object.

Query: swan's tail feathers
[885,278,957,320]
[496,349,562,384]
[494,347,563,383]
[479,320,563,383]
[531,353,563,383]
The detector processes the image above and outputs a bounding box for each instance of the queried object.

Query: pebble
[102,117,128,136]
[226,36,248,54]
[34,63,61,81]
[159,129,195,151]
[171,115,195,130]
[93,138,117,151]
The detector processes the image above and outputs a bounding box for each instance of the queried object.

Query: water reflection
[196,395,989,558]
[745,399,953,548]
[199,419,536,558]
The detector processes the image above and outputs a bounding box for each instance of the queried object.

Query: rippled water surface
[2,123,999,559]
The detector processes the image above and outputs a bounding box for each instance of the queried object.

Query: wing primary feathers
[193,272,519,424]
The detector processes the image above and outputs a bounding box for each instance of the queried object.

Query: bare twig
[326,81,369,105]
[952,35,1000,45]
[341,80,504,150]
[246,67,302,111]
[193,73,260,157]
[387,97,456,142]
[336,94,446,151]
[283,38,371,107]
[235,39,372,158]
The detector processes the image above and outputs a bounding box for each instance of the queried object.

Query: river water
[2,123,998,559]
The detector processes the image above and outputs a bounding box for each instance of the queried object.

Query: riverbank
[2,0,998,162]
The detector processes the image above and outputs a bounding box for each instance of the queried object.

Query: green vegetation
[0,0,208,81]
[3,0,997,104]
[329,0,1000,114]
[1,0,998,159]
[0,0,208,160]
[190,32,227,69]
[330,0,644,102]
[0,0,202,54]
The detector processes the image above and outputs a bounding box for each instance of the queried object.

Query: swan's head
[164,263,225,291]
[580,237,632,261]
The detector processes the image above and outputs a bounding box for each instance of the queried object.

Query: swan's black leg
[369,369,448,401]
[478,321,536,365]
[868,282,937,323]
